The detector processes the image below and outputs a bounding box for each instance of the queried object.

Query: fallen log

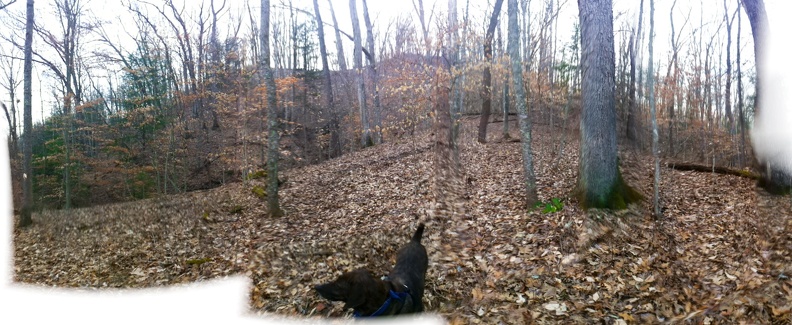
[665,162,759,180]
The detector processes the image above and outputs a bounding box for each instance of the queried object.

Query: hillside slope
[14,119,791,324]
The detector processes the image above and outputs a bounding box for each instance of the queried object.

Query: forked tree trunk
[508,0,538,206]
[477,0,504,143]
[349,0,371,147]
[576,0,641,210]
[361,0,382,144]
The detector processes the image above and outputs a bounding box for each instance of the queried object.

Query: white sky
[0,0,790,129]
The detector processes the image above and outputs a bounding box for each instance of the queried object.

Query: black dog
[314,224,428,317]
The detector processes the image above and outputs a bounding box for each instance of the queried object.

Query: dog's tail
[412,223,425,243]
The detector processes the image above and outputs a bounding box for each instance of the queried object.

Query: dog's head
[314,268,385,311]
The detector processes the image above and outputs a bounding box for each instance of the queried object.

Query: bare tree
[664,0,689,156]
[477,0,504,143]
[326,0,347,71]
[626,0,644,145]
[648,0,660,217]
[206,0,227,130]
[411,0,433,56]
[736,0,746,164]
[261,0,283,217]
[361,0,382,144]
[27,0,94,209]
[724,0,737,133]
[508,0,538,206]
[19,0,33,227]
[313,0,341,158]
[448,0,461,155]
[0,47,21,153]
[349,0,371,147]
[576,0,640,209]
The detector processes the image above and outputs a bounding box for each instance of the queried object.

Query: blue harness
[353,288,411,317]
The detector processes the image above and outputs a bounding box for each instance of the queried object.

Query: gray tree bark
[349,0,371,147]
[736,0,746,165]
[19,0,34,227]
[448,0,461,161]
[625,0,643,145]
[477,0,504,143]
[361,0,382,144]
[261,0,283,217]
[648,0,660,218]
[724,0,736,134]
[576,0,640,209]
[412,0,431,56]
[326,0,347,71]
[313,0,341,158]
[508,0,538,206]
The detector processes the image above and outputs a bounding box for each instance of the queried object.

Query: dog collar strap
[353,290,410,317]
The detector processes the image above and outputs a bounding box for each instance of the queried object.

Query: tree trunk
[576,0,640,210]
[736,0,746,165]
[361,0,382,144]
[666,0,679,157]
[635,0,645,108]
[19,0,34,227]
[261,0,283,217]
[625,26,639,144]
[724,0,735,134]
[502,81,510,139]
[626,0,644,146]
[508,0,538,206]
[412,0,431,56]
[477,0,504,144]
[349,0,371,147]
[448,0,461,162]
[648,0,660,218]
[313,0,341,158]
[743,0,792,193]
[326,0,347,71]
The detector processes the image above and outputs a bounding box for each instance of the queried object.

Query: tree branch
[0,0,17,11]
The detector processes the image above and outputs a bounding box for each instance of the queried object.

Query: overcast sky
[0,0,789,131]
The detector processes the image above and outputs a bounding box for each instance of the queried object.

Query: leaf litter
[13,119,791,324]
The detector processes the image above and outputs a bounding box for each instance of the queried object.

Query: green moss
[251,185,266,199]
[576,169,643,210]
[186,258,211,265]
[737,170,759,179]
[246,170,268,180]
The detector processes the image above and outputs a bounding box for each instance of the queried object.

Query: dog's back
[390,224,428,312]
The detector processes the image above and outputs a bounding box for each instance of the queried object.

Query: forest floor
[13,118,792,324]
